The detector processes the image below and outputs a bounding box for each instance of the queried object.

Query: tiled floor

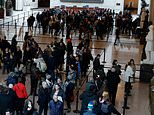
[0,8,151,115]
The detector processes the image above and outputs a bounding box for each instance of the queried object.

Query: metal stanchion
[12,16,13,24]
[23,17,24,24]
[24,12,25,19]
[18,14,19,22]
[122,76,131,115]
[15,20,17,34]
[15,19,16,28]
[7,22,9,31]
[28,11,29,17]
[3,18,4,28]
[102,48,106,63]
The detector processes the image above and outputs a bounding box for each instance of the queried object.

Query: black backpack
[101,101,110,114]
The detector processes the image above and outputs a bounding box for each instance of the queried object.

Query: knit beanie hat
[87,101,94,109]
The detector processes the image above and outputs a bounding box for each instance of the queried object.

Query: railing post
[23,17,24,24]
[18,14,19,22]
[102,48,106,63]
[15,19,16,29]
[28,11,29,17]
[122,76,131,115]
[24,12,25,19]
[15,19,17,34]
[8,22,9,31]
[12,16,13,24]
[3,18,4,28]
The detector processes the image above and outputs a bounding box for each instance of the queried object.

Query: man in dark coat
[38,81,50,115]
[8,84,17,114]
[106,67,120,105]
[11,35,17,53]
[0,86,13,115]
[49,95,63,115]
[93,54,101,72]
[1,36,10,53]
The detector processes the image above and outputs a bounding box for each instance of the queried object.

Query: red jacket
[13,83,28,99]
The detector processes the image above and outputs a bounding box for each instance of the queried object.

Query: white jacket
[124,65,134,82]
[34,58,47,72]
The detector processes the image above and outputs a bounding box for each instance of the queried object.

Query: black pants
[39,103,48,115]
[16,98,25,115]
[66,100,71,110]
[109,86,118,106]
[114,36,120,44]
[30,75,38,95]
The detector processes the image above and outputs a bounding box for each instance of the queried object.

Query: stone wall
[50,0,124,13]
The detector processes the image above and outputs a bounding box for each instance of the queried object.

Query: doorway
[38,0,50,7]
[11,0,16,10]
[124,0,139,14]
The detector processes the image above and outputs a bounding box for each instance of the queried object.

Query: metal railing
[73,48,106,113]
[1,10,33,25]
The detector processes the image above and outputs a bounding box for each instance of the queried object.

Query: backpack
[6,72,17,85]
[101,102,110,114]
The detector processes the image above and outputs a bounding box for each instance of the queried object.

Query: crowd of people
[27,8,140,41]
[0,7,138,115]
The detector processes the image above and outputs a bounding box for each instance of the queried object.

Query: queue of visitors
[0,7,138,115]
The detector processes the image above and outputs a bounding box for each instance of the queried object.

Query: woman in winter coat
[23,99,38,115]
[129,59,136,82]
[50,83,65,102]
[124,62,134,95]
[99,91,121,115]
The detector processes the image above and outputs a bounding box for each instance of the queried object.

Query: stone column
[149,0,154,64]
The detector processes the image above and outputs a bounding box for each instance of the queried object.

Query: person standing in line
[49,94,63,115]
[64,75,75,113]
[2,48,10,74]
[124,62,134,95]
[129,59,136,83]
[114,27,120,45]
[83,101,96,115]
[93,54,101,72]
[37,81,50,115]
[13,78,28,115]
[112,59,121,77]
[14,46,22,68]
[99,91,121,115]
[106,67,120,105]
